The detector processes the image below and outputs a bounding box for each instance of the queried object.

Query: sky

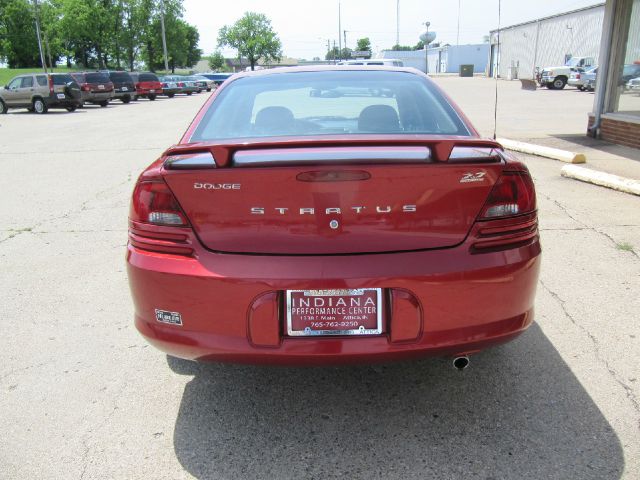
[183,0,602,60]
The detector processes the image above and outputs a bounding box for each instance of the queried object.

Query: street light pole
[160,0,169,72]
[32,0,48,73]
[424,21,430,74]
[338,0,342,62]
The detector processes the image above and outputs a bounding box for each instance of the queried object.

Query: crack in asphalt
[540,279,640,428]
[77,380,127,479]
[540,192,639,259]
[1,362,48,381]
[0,176,132,248]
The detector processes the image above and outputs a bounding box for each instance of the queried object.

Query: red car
[127,66,540,367]
[129,72,162,101]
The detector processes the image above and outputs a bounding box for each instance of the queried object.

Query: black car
[104,71,136,103]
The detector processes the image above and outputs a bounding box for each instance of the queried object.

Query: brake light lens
[81,83,90,92]
[130,180,188,226]
[480,171,536,219]
[48,76,54,94]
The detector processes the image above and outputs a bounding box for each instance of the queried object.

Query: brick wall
[588,114,640,149]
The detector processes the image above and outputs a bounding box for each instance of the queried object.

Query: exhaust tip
[453,356,469,370]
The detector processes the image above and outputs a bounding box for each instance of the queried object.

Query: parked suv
[104,71,135,103]
[129,72,162,101]
[0,73,82,114]
[71,72,114,107]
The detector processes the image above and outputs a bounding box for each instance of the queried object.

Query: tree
[217,12,281,71]
[355,37,371,57]
[207,50,225,71]
[0,0,43,67]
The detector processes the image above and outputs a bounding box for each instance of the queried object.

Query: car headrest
[358,105,400,132]
[254,106,295,134]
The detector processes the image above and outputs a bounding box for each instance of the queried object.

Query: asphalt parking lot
[1,82,639,479]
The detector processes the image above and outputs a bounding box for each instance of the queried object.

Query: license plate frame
[286,288,383,337]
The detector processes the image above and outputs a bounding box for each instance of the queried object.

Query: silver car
[568,66,597,91]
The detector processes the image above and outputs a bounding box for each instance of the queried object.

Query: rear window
[71,73,86,83]
[191,70,469,141]
[139,73,159,82]
[109,72,132,82]
[52,74,74,85]
[86,72,110,83]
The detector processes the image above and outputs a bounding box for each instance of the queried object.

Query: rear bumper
[82,91,114,102]
[44,95,82,108]
[161,88,181,95]
[127,228,541,365]
[136,88,160,96]
[112,89,134,99]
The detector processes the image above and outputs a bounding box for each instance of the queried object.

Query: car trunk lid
[162,138,505,255]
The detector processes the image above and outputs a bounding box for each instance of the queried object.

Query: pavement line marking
[561,165,640,196]
[497,138,586,164]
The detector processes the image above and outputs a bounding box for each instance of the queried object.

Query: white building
[489,4,605,79]
[378,44,489,74]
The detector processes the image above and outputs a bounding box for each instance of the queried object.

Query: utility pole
[343,30,347,54]
[327,39,331,63]
[32,0,48,73]
[456,0,461,46]
[160,0,169,72]
[396,0,400,47]
[332,40,337,64]
[338,0,342,62]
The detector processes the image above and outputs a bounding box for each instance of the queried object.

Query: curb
[561,165,640,196]
[497,138,586,164]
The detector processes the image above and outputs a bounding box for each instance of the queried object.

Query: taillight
[48,76,54,94]
[479,171,536,219]
[178,82,184,87]
[576,73,581,79]
[130,180,188,226]
[81,83,90,92]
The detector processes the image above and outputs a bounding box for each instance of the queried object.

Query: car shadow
[169,323,623,479]
[8,109,88,115]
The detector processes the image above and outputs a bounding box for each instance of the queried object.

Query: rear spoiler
[162,137,505,169]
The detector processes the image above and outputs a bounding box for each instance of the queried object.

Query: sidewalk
[519,134,640,181]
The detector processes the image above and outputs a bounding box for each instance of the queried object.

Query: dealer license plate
[286,288,383,336]
[121,86,128,91]
[149,89,155,93]
[56,93,65,99]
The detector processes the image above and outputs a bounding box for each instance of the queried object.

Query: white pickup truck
[539,56,595,89]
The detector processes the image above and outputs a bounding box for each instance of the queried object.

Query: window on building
[615,0,640,115]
